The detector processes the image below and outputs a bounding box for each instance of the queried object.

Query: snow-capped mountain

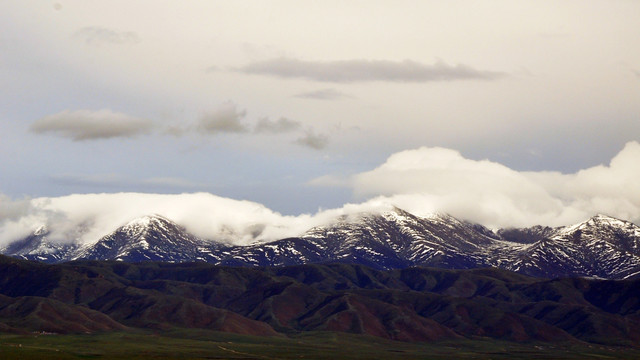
[0,225,81,263]
[77,215,225,263]
[3,209,640,279]
[217,209,498,269]
[504,214,640,279]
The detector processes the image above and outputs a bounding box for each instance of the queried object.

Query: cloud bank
[2,142,638,248]
[0,192,391,247]
[30,109,153,140]
[237,58,505,83]
[314,141,640,228]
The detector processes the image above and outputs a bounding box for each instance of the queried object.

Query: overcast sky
[1,1,639,243]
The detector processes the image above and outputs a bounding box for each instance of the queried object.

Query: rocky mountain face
[2,209,640,279]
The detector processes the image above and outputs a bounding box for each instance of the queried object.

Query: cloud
[1,143,638,248]
[0,192,385,247]
[73,26,140,45]
[30,109,154,140]
[197,102,248,134]
[0,194,45,245]
[312,141,640,228]
[236,58,505,83]
[254,117,301,134]
[294,88,353,100]
[295,131,329,150]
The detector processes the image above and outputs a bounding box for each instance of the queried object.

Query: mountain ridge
[2,209,640,279]
[1,257,640,346]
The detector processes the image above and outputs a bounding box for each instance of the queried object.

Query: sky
[1,1,639,244]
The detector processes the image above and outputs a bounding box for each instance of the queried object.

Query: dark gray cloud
[237,58,505,83]
[295,131,329,150]
[198,103,248,134]
[30,109,154,140]
[294,88,354,100]
[73,26,140,45]
[254,117,301,133]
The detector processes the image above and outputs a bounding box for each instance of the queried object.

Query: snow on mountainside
[77,215,225,263]
[0,225,82,263]
[505,214,640,279]
[2,209,640,279]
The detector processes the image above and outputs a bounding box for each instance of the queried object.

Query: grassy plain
[1,329,639,360]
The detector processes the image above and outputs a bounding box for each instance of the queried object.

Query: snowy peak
[78,214,222,263]
[33,225,48,236]
[0,225,79,263]
[119,214,176,237]
[122,214,173,227]
[505,213,640,279]
[556,213,640,242]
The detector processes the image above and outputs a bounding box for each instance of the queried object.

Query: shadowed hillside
[1,255,640,347]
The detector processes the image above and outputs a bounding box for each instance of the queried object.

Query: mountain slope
[506,215,640,278]
[76,215,225,263]
[0,226,81,263]
[1,256,640,345]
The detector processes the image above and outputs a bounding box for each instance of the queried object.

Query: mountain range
[1,257,640,346]
[3,208,640,279]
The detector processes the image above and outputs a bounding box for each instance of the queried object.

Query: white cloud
[316,141,640,228]
[0,192,391,247]
[1,142,638,248]
[30,109,154,140]
[0,194,44,245]
[237,58,505,83]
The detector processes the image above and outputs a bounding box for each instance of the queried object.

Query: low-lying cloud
[237,58,505,83]
[3,142,637,248]
[313,141,640,228]
[30,109,154,140]
[0,192,389,247]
